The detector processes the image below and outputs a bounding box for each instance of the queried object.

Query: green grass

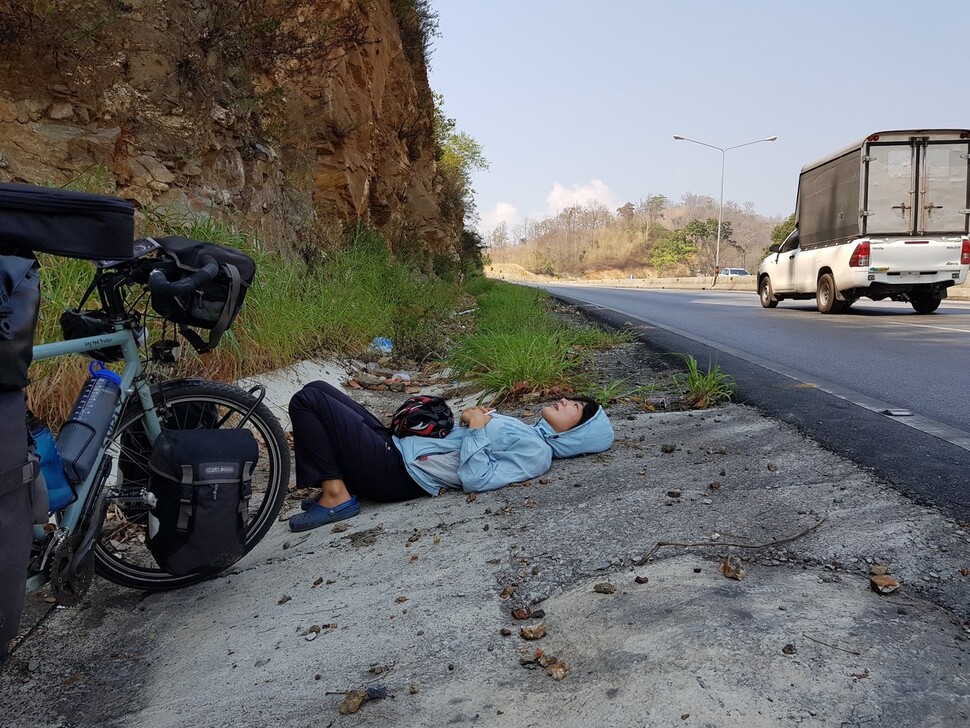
[449,279,626,400]
[671,353,736,408]
[30,202,633,419]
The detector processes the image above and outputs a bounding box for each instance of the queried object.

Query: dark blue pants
[288,381,426,502]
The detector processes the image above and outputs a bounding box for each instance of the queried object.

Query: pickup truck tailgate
[870,240,963,271]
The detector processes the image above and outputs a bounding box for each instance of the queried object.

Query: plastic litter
[369,337,393,354]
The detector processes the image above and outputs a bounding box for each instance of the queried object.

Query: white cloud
[545,179,616,215]
[483,202,520,231]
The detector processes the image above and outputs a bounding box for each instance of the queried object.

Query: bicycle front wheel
[94,379,290,591]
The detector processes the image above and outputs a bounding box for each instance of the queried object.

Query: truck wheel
[759,277,778,308]
[911,296,941,314]
[816,273,844,314]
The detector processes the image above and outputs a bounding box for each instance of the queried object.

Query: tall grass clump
[671,353,736,408]
[28,212,461,420]
[449,280,625,400]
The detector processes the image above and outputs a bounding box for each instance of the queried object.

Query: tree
[616,202,635,221]
[650,227,697,274]
[771,213,796,247]
[434,92,488,225]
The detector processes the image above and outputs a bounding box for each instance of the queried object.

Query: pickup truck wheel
[816,273,844,314]
[911,296,941,314]
[759,277,778,308]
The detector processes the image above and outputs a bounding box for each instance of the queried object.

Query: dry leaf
[466,492,477,502]
[546,661,568,680]
[718,555,746,580]
[520,623,547,640]
[511,607,531,620]
[395,596,408,603]
[339,690,367,714]
[870,575,900,594]
[500,585,516,599]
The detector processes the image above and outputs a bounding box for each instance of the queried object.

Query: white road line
[893,321,970,334]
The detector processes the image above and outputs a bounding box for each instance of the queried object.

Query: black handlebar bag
[0,183,134,261]
[147,428,258,576]
[150,236,255,353]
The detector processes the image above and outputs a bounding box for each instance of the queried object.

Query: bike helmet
[390,395,454,438]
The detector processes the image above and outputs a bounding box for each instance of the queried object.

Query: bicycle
[26,236,290,599]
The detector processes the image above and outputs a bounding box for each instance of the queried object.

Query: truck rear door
[865,143,915,234]
[920,141,970,234]
[864,136,970,236]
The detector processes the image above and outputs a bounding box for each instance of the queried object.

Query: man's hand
[460,406,493,429]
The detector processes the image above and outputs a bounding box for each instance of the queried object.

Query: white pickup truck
[759,129,970,314]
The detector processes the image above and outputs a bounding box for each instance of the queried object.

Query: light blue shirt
[393,408,614,495]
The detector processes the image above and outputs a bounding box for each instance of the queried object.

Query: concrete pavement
[1,345,968,727]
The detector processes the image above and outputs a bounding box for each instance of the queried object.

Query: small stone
[666,489,682,498]
[782,643,797,655]
[520,624,547,640]
[702,498,713,505]
[635,575,649,584]
[661,444,677,454]
[593,582,616,594]
[410,683,421,693]
[500,628,512,636]
[870,564,889,576]
[767,463,778,472]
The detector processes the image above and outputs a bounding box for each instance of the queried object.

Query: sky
[426,0,970,235]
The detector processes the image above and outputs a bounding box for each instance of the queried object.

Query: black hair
[568,395,600,426]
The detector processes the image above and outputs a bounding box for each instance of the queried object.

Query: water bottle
[56,361,122,485]
[27,417,75,512]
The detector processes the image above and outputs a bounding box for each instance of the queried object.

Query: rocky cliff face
[0,0,458,253]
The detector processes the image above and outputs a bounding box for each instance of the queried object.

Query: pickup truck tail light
[962,238,970,265]
[849,241,870,268]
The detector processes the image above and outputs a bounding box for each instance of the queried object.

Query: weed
[670,354,736,408]
[449,281,626,400]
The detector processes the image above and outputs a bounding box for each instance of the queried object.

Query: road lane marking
[551,292,970,453]
[893,321,970,334]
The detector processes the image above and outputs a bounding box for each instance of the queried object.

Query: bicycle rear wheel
[93,379,290,590]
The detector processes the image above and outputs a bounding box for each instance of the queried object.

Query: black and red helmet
[390,395,454,438]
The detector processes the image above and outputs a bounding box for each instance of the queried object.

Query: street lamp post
[673,134,777,276]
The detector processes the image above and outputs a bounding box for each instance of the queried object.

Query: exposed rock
[0,0,459,254]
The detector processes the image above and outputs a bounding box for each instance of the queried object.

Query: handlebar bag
[0,253,40,390]
[150,236,255,353]
[0,183,134,261]
[146,427,257,576]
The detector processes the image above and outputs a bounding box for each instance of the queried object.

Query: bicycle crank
[48,540,95,607]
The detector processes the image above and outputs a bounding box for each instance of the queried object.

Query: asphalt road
[543,284,970,522]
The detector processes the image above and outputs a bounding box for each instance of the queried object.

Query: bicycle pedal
[105,487,157,508]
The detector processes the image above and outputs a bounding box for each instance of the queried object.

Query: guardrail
[529,275,970,301]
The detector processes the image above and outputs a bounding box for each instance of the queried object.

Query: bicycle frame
[26,323,161,591]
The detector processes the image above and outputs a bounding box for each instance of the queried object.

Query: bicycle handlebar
[147,255,219,297]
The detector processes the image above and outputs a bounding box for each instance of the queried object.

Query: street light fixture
[673,134,777,276]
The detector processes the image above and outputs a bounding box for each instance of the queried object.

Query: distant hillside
[488,192,787,277]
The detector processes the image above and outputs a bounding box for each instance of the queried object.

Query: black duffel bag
[0,183,134,261]
[0,253,40,391]
[149,236,255,354]
[147,428,257,576]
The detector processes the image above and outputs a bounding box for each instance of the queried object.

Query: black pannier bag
[0,183,134,261]
[150,236,255,354]
[147,427,258,576]
[118,399,220,491]
[0,389,33,660]
[0,253,39,390]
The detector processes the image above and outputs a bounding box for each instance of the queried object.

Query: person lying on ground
[286,381,615,532]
